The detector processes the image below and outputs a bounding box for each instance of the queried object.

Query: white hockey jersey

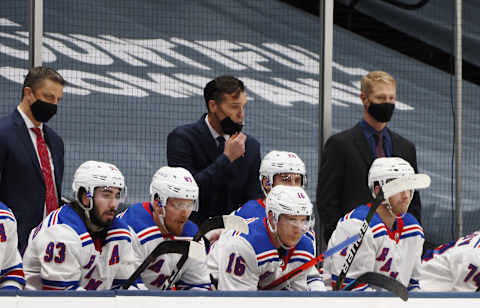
[119,202,211,290]
[233,199,324,291]
[0,202,24,290]
[23,204,136,290]
[324,204,424,291]
[207,217,315,291]
[420,231,480,291]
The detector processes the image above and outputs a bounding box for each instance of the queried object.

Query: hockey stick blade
[259,233,360,290]
[122,240,203,289]
[334,174,431,291]
[382,174,431,199]
[193,215,248,241]
[343,272,408,301]
[222,215,249,235]
[162,215,248,290]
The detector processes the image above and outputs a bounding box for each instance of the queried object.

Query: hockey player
[0,202,25,289]
[234,150,307,220]
[23,161,136,290]
[324,157,424,291]
[420,231,480,291]
[232,150,323,290]
[207,185,316,290]
[119,166,211,291]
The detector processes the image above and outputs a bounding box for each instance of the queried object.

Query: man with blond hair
[317,71,421,245]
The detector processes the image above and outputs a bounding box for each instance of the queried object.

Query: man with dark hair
[167,75,262,224]
[0,66,65,251]
[23,161,136,290]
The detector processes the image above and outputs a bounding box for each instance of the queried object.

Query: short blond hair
[360,71,396,96]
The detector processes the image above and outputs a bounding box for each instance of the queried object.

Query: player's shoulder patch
[401,212,421,226]
[119,202,156,233]
[341,204,374,223]
[240,218,274,255]
[294,233,315,256]
[0,201,15,222]
[54,205,88,235]
[400,214,424,240]
[106,218,133,244]
[235,199,266,220]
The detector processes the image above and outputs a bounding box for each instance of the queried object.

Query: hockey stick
[259,233,360,290]
[122,240,205,289]
[160,215,248,290]
[343,272,408,301]
[334,174,430,290]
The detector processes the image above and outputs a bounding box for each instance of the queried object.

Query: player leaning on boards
[232,150,323,290]
[119,166,211,290]
[23,161,136,290]
[207,185,315,290]
[420,231,480,291]
[0,202,25,290]
[324,157,427,291]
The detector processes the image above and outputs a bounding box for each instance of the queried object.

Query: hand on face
[210,91,246,135]
[224,132,246,162]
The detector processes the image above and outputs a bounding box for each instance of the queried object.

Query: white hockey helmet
[149,166,199,211]
[72,160,126,213]
[368,157,415,198]
[259,150,307,196]
[265,185,314,234]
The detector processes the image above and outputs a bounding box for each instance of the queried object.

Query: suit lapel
[389,128,400,156]
[12,110,44,184]
[196,115,220,162]
[352,124,374,167]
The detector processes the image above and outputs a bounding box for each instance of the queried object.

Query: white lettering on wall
[59,70,148,97]
[197,40,271,72]
[44,33,114,65]
[71,34,175,67]
[108,72,202,98]
[0,18,416,110]
[171,37,247,70]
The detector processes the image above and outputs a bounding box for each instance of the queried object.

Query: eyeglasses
[275,173,303,185]
[281,215,312,232]
[168,200,194,210]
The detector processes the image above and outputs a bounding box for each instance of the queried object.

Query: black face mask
[219,116,243,135]
[367,102,395,123]
[30,99,57,123]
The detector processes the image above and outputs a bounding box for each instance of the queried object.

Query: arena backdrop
[0,0,479,245]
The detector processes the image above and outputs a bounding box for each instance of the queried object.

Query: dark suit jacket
[317,123,421,243]
[167,114,262,224]
[0,109,64,251]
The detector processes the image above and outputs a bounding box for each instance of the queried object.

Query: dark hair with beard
[70,188,114,239]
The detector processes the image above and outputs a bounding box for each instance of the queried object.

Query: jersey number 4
[464,264,480,287]
[0,223,6,242]
[226,253,246,276]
